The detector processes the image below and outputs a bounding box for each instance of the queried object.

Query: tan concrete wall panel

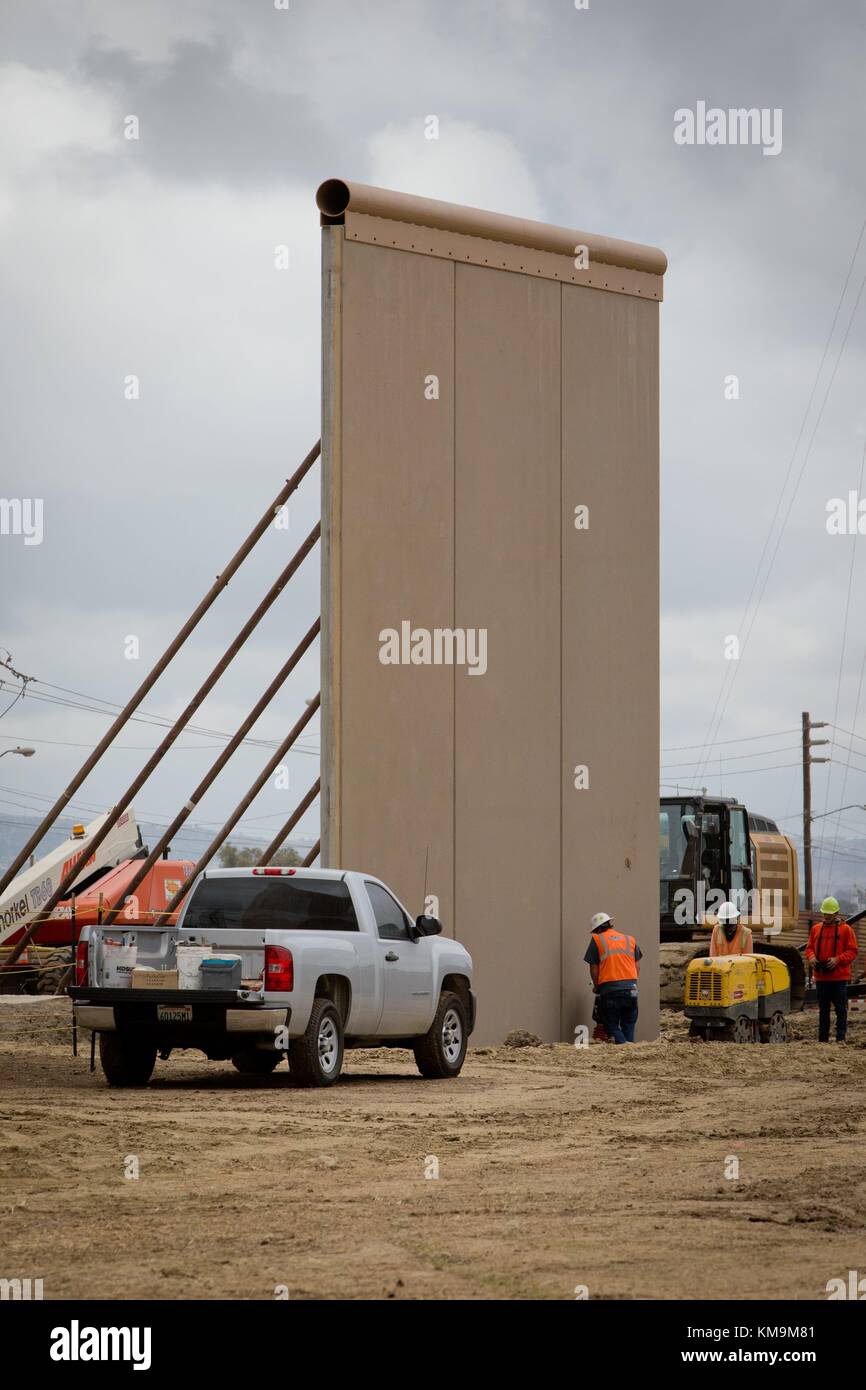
[322,197,662,1045]
[335,239,456,926]
[454,265,562,1042]
[560,285,660,1041]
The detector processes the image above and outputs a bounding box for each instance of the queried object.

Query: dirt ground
[1,998,865,1301]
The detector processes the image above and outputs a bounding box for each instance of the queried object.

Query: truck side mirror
[414,914,442,938]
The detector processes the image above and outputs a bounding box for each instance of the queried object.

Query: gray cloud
[1,0,866,865]
[79,37,344,186]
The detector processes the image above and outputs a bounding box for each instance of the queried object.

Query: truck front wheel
[289,998,344,1087]
[99,1033,157,1087]
[413,991,468,1078]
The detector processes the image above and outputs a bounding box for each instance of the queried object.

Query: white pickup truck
[70,867,475,1088]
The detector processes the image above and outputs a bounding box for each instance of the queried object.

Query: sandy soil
[1,998,865,1301]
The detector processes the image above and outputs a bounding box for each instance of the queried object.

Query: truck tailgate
[69,986,289,1040]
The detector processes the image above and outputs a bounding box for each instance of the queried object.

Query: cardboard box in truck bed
[131,967,179,989]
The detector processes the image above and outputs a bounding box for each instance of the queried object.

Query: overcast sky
[1,0,865,890]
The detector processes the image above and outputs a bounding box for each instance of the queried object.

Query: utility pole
[802,711,829,914]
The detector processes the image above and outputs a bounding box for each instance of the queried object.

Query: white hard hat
[591,912,612,930]
[717,902,740,922]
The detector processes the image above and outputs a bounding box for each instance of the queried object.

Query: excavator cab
[659,796,753,932]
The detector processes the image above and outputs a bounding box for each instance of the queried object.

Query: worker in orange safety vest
[709,901,753,957]
[584,912,642,1043]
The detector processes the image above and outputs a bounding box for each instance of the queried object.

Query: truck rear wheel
[289,998,344,1087]
[231,1048,282,1075]
[413,991,468,1078]
[99,1033,157,1087]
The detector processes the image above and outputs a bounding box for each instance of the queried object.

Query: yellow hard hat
[820,896,840,915]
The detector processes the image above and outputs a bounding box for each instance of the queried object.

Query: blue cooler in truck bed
[199,955,242,990]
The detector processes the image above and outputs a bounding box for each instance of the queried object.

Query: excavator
[0,810,193,993]
[658,794,809,1009]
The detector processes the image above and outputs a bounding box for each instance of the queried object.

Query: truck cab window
[366,882,411,941]
[182,876,359,931]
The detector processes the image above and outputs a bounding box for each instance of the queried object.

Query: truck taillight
[75,938,89,986]
[265,944,293,992]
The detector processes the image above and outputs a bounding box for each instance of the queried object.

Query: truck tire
[413,991,468,1078]
[99,1033,157,1087]
[289,998,344,1088]
[231,1048,282,1075]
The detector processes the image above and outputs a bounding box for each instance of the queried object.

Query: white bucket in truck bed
[177,945,213,990]
[102,941,137,988]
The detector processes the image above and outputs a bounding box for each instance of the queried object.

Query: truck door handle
[384,951,399,962]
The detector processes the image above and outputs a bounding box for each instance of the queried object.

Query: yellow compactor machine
[684,953,791,1043]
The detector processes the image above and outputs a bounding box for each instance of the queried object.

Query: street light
[0,746,35,759]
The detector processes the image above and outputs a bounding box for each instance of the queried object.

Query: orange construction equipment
[1,856,194,993]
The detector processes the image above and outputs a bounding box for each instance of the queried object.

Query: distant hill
[0,813,314,880]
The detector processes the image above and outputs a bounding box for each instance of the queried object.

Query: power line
[661,760,802,782]
[828,755,866,773]
[691,212,866,782]
[819,434,866,885]
[0,815,312,856]
[661,743,800,771]
[661,727,798,753]
[832,722,866,747]
[0,654,35,720]
[779,810,866,834]
[819,819,866,836]
[2,674,320,753]
[823,738,866,770]
[0,679,30,721]
[0,802,313,849]
[16,687,320,749]
[0,730,319,754]
[0,784,317,839]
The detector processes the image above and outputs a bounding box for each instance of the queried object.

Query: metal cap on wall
[316,177,667,277]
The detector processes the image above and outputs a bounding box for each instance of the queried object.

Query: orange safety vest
[593,929,638,985]
[710,922,753,956]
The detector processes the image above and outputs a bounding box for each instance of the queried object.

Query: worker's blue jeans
[599,991,638,1044]
[816,980,848,1042]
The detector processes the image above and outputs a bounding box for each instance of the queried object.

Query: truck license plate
[157,1004,193,1023]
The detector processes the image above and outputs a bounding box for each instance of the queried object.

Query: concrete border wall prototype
[319,179,664,1044]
